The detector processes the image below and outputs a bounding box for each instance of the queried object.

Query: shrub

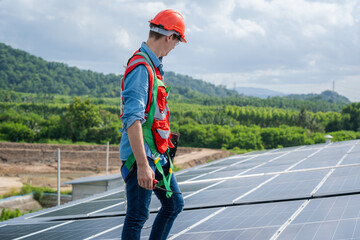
[0,208,23,222]
[0,122,35,142]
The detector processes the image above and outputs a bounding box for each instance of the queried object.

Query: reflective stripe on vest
[120,51,155,119]
[120,50,172,154]
[154,101,170,120]
[120,50,175,198]
[157,128,170,139]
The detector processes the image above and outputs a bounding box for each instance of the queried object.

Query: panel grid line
[13,221,74,240]
[311,140,358,196]
[2,141,360,240]
[25,189,124,219]
[168,207,226,240]
[270,200,310,240]
[84,224,124,240]
[179,162,360,186]
[270,140,359,240]
[87,201,125,216]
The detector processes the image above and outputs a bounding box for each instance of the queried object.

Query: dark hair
[149,23,164,40]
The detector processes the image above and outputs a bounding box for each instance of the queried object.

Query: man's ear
[165,35,172,43]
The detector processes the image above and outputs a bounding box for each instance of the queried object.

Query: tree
[63,97,101,142]
[341,103,360,131]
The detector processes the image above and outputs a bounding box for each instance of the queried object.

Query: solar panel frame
[1,140,360,239]
[276,194,360,240]
[0,222,62,240]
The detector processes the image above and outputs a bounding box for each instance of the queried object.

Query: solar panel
[314,166,360,196]
[34,199,123,218]
[168,201,303,240]
[0,139,359,239]
[0,222,61,240]
[276,194,360,240]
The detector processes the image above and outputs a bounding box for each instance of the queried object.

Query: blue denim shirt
[120,42,167,168]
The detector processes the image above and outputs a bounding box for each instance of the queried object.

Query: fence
[0,142,122,204]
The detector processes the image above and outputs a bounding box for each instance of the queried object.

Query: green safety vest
[120,50,175,198]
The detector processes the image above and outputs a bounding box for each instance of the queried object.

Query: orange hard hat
[149,9,187,43]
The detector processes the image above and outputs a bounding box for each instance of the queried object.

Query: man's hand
[137,163,155,190]
[127,120,155,190]
[127,120,154,190]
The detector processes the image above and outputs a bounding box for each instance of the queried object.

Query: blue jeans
[121,161,184,240]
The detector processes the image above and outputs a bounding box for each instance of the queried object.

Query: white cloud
[187,24,203,33]
[302,24,327,38]
[226,18,266,38]
[238,0,355,27]
[195,67,302,87]
[0,0,359,101]
[203,0,266,39]
[238,18,266,36]
[301,54,324,68]
[114,28,132,49]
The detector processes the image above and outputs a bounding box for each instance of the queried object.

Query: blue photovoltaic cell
[242,150,315,175]
[191,155,289,182]
[278,194,360,240]
[97,208,221,239]
[275,145,311,153]
[314,166,360,196]
[191,167,254,180]
[183,176,272,207]
[291,146,350,170]
[200,152,284,170]
[235,170,329,203]
[255,148,317,166]
[17,218,125,240]
[1,140,360,240]
[343,151,360,164]
[175,167,219,181]
[88,191,124,201]
[34,199,121,218]
[172,200,303,240]
[0,222,60,240]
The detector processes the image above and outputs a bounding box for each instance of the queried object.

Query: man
[119,9,186,240]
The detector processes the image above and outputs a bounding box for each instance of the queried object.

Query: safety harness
[120,50,175,198]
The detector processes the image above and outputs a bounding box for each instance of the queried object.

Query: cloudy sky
[0,0,359,101]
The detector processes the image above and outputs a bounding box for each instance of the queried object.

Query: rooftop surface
[1,139,360,239]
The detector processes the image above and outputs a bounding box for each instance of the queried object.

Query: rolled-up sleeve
[121,65,149,132]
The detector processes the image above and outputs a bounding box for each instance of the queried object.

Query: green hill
[0,42,236,98]
[0,42,352,112]
[287,91,350,105]
[1,43,359,147]
[0,43,120,97]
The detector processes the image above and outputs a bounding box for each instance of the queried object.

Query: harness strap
[120,51,156,118]
[121,152,174,198]
[121,51,175,198]
[153,152,174,198]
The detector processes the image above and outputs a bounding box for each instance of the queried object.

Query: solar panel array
[1,140,360,239]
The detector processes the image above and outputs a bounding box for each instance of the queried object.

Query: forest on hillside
[0,42,351,112]
[1,42,359,152]
[0,42,237,99]
[0,96,359,151]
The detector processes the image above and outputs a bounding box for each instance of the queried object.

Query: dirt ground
[0,146,231,195]
[0,163,100,194]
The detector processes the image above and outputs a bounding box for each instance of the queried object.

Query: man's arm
[127,120,154,190]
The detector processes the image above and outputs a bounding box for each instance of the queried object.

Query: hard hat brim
[150,25,187,43]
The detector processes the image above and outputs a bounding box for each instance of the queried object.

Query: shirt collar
[140,42,163,74]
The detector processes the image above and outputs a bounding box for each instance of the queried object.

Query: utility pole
[57,148,61,206]
[106,141,109,175]
[332,80,336,103]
